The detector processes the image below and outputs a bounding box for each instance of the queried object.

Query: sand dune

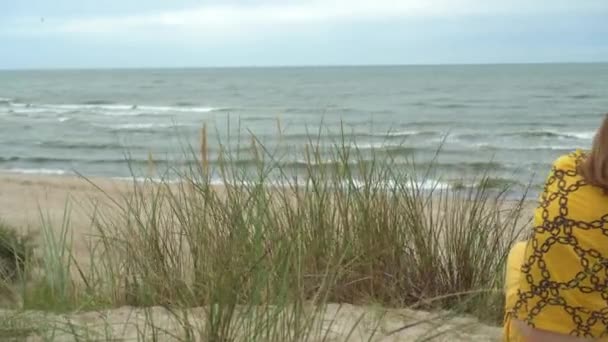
[0,172,512,341]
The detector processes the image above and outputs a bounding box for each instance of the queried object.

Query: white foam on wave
[385,130,422,137]
[354,143,381,149]
[534,145,586,150]
[349,142,416,151]
[354,142,391,149]
[112,176,179,184]
[47,104,220,115]
[100,122,188,130]
[565,131,595,140]
[140,105,219,113]
[539,130,595,140]
[2,168,69,176]
[7,101,223,117]
[50,104,134,111]
[475,143,581,151]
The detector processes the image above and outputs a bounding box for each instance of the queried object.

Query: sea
[1,64,607,195]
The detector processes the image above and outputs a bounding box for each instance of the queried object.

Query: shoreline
[0,170,538,219]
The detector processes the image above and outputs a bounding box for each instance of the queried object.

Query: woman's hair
[579,114,608,190]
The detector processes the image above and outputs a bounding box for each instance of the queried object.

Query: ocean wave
[241,132,384,143]
[289,159,346,168]
[426,161,505,171]
[39,141,127,150]
[385,130,427,137]
[506,130,594,140]
[378,146,418,155]
[353,142,395,149]
[279,133,352,141]
[456,133,483,140]
[493,121,570,128]
[242,116,282,122]
[173,101,199,107]
[499,131,565,139]
[0,156,74,163]
[353,142,424,150]
[240,141,424,156]
[457,130,595,141]
[81,100,115,105]
[363,130,439,138]
[570,94,598,100]
[436,103,470,109]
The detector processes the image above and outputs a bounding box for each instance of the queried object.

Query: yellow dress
[504,151,608,340]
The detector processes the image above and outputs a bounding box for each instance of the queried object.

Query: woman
[504,114,608,341]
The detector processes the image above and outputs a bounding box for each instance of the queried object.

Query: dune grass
[0,221,32,283]
[0,127,531,341]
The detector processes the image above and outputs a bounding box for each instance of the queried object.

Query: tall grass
[0,127,530,340]
[0,221,32,283]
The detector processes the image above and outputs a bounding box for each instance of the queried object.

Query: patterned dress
[505,150,608,340]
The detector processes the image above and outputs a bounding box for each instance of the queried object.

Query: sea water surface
[1,64,607,193]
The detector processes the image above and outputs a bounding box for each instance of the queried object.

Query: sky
[1,0,607,69]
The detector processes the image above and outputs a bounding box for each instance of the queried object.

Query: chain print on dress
[510,152,608,338]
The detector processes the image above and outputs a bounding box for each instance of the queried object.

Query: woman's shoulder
[552,149,587,172]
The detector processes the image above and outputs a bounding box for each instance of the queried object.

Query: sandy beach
[0,173,137,265]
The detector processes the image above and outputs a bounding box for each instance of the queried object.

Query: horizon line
[1,60,607,72]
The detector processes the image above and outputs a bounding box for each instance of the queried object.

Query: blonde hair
[579,114,608,190]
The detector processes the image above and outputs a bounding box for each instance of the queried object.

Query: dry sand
[2,304,502,341]
[0,173,137,264]
[0,172,514,341]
